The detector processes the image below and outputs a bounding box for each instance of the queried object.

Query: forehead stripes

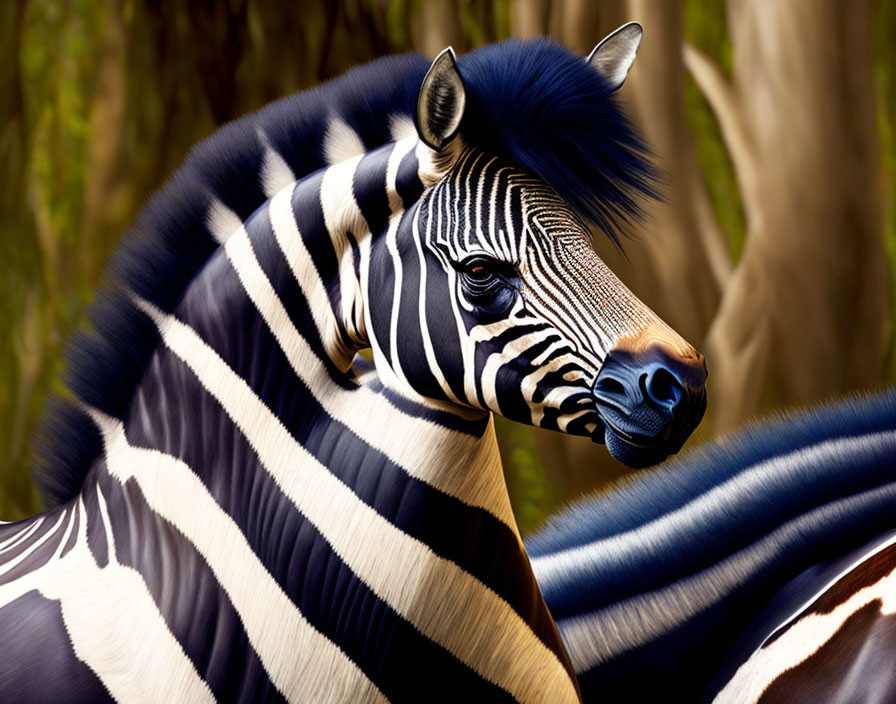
[425,149,526,261]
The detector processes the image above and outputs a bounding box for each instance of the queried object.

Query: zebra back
[529,388,896,702]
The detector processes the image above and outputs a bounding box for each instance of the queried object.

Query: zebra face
[378,147,706,468]
[367,31,706,468]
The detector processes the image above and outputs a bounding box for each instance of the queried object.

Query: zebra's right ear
[586,22,642,91]
[416,47,466,151]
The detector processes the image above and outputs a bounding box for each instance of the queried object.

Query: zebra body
[529,389,896,703]
[4,26,709,703]
[713,525,896,703]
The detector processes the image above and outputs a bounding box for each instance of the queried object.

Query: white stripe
[0,496,215,704]
[389,114,416,142]
[713,560,896,704]
[768,526,896,638]
[139,299,579,704]
[0,517,44,553]
[0,511,66,579]
[88,409,385,704]
[384,143,415,395]
[319,156,368,348]
[552,476,896,672]
[50,504,77,562]
[323,117,365,165]
[267,186,355,366]
[478,328,555,415]
[258,132,296,199]
[533,430,896,589]
[206,199,244,246]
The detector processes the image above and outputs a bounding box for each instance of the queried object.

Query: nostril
[642,367,684,411]
[594,376,625,397]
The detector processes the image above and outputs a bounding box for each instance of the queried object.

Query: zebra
[529,388,896,703]
[2,24,708,702]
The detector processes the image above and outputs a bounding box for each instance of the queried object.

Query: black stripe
[395,149,424,208]
[393,208,450,403]
[95,466,285,703]
[352,147,393,237]
[126,339,513,702]
[359,374,490,435]
[249,205,482,435]
[245,200,354,387]
[60,500,79,558]
[345,229,363,283]
[82,481,109,568]
[0,509,70,587]
[419,204,468,403]
[289,172,355,352]
[0,590,113,702]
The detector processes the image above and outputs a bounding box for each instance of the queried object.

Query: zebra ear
[416,47,466,151]
[586,22,643,91]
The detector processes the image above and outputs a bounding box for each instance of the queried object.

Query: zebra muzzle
[591,346,707,468]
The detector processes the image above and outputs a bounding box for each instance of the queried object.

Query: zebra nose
[592,346,707,465]
[642,365,685,413]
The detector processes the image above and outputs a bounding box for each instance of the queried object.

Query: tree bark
[704,0,888,428]
[596,0,723,347]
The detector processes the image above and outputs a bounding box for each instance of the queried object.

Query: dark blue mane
[527,389,896,559]
[460,38,655,242]
[32,40,656,508]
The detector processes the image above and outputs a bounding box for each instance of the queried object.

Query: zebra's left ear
[416,47,466,151]
[586,22,643,91]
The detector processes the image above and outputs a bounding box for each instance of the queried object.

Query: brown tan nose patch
[615,325,703,365]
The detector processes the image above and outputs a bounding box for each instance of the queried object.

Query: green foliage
[683,0,746,263]
[495,416,562,536]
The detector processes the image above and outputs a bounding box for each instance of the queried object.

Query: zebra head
[367,25,707,468]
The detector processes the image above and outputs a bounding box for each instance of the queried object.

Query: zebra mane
[33,40,656,508]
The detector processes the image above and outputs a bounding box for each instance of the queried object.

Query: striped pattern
[374,146,682,436]
[528,389,896,702]
[713,532,896,703]
[5,38,699,701]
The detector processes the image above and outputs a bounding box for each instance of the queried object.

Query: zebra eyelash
[454,256,519,297]
[455,255,517,284]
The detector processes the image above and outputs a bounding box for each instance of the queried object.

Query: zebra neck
[143,138,518,529]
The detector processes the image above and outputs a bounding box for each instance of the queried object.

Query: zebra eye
[456,256,519,315]
[459,256,505,292]
[464,259,496,284]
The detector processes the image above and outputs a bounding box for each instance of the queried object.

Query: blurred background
[1,0,894,532]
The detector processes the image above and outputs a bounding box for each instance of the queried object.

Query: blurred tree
[690,0,888,429]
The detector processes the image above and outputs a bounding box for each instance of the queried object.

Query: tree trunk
[701,0,888,428]
[595,0,725,347]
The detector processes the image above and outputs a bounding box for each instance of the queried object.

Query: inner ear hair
[586,22,643,92]
[416,47,466,151]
